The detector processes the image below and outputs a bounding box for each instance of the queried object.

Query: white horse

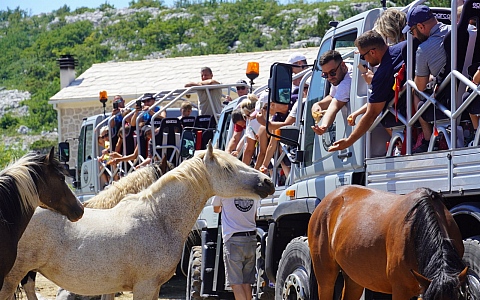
[0,144,274,300]
[19,158,172,300]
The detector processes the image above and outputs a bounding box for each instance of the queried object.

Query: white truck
[179,0,480,299]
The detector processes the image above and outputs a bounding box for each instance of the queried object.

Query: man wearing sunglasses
[225,79,249,102]
[328,30,405,152]
[402,5,450,153]
[311,50,353,136]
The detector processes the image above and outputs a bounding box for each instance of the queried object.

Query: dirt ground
[29,273,186,300]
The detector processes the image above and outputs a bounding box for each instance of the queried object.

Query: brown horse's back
[308,185,422,298]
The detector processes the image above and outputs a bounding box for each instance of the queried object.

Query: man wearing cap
[329,30,405,152]
[311,50,353,135]
[185,67,224,116]
[141,93,166,126]
[402,4,450,153]
[225,79,249,102]
[288,52,308,74]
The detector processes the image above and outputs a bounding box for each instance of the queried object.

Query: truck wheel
[255,244,275,299]
[186,246,203,300]
[275,236,318,300]
[463,236,480,295]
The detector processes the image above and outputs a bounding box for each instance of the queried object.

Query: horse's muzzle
[67,204,85,222]
[255,178,275,198]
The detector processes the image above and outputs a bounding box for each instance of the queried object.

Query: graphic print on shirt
[235,198,254,212]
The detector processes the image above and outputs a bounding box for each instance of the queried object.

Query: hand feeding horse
[0,147,84,291]
[0,143,274,300]
[19,157,173,300]
[308,185,470,300]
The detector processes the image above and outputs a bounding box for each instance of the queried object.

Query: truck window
[303,30,357,166]
[217,111,232,151]
[77,124,94,169]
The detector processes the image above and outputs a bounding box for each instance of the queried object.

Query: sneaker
[413,138,429,153]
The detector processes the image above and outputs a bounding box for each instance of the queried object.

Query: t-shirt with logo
[212,196,258,242]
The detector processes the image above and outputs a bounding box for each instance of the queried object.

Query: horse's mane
[124,149,239,202]
[0,152,59,221]
[405,188,466,299]
[83,163,164,209]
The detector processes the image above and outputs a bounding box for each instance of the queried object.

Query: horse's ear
[204,141,214,162]
[411,269,431,293]
[46,147,55,165]
[458,266,469,284]
[160,156,168,174]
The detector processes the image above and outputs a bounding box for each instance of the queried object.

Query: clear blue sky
[1,0,170,15]
[2,0,292,15]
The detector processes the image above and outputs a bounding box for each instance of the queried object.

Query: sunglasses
[359,48,376,60]
[99,134,108,139]
[322,62,342,78]
[236,86,246,91]
[409,25,418,35]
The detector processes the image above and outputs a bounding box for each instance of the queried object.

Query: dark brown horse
[0,147,84,290]
[308,185,469,300]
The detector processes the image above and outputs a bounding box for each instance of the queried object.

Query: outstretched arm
[328,101,384,151]
[312,99,346,135]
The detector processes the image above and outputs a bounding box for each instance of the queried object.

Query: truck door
[77,122,98,198]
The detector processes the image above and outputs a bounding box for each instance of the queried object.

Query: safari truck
[263,0,480,299]
[58,83,247,202]
[179,0,480,299]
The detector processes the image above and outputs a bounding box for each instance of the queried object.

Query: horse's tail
[405,188,466,299]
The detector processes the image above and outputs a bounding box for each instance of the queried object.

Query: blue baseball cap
[402,5,434,33]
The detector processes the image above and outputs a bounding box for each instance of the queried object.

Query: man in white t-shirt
[311,50,353,135]
[212,196,258,300]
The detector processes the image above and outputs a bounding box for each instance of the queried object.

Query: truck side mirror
[58,142,70,162]
[268,63,293,105]
[180,130,196,158]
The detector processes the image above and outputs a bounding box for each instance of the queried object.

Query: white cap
[255,90,269,111]
[287,53,307,64]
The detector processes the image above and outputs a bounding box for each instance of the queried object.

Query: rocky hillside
[0,0,377,159]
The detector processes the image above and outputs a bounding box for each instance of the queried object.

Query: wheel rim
[282,268,308,300]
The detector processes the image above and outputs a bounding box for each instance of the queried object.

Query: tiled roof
[50,48,319,102]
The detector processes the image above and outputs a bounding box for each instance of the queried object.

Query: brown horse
[0,147,84,290]
[308,185,469,300]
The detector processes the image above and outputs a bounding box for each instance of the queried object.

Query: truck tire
[186,246,203,300]
[186,246,216,300]
[275,236,318,300]
[463,236,480,295]
[255,244,275,299]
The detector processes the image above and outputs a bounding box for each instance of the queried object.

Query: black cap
[141,93,155,101]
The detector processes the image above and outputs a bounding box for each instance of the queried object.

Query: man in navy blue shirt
[329,30,405,152]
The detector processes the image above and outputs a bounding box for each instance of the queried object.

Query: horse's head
[36,148,84,221]
[196,143,274,199]
[412,267,471,300]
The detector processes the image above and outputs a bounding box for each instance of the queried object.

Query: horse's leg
[132,281,161,300]
[310,235,339,298]
[21,271,38,300]
[100,293,115,300]
[0,274,23,300]
[342,273,364,300]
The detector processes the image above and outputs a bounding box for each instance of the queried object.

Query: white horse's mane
[83,164,161,209]
[124,149,240,203]
[0,153,42,215]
